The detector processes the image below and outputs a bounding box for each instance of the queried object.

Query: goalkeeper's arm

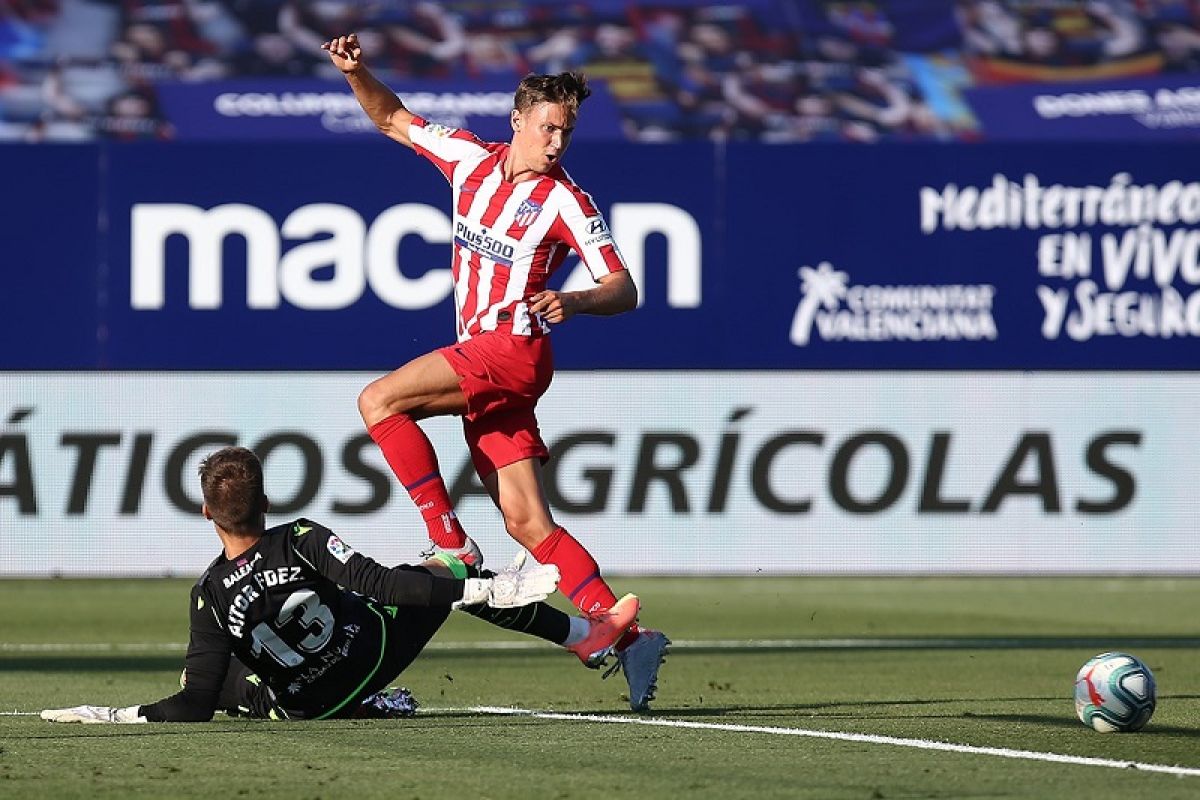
[45,584,230,724]
[291,520,559,609]
[138,584,231,721]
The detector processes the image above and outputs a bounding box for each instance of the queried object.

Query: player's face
[512,102,576,174]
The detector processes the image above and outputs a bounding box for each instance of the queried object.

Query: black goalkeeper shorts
[219,602,451,720]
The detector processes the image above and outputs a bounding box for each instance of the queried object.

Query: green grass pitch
[2,576,1199,799]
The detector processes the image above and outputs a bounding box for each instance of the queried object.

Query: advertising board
[2,372,1191,576]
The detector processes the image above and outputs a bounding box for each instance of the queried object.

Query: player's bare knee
[501,511,552,550]
[358,380,405,425]
[357,383,380,423]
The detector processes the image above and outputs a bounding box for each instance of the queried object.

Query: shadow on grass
[0,649,568,673]
[6,635,1200,675]
[0,656,186,673]
[959,711,1200,737]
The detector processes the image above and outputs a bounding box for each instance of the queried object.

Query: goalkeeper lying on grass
[43,446,639,723]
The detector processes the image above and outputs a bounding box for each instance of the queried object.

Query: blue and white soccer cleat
[568,593,640,668]
[604,629,670,712]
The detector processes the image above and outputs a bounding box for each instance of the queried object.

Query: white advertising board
[1,371,1195,575]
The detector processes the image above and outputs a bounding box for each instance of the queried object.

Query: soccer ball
[1074,651,1156,733]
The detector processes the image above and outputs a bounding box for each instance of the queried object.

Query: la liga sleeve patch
[326,534,356,564]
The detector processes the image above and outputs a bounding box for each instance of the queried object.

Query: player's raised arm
[322,33,415,148]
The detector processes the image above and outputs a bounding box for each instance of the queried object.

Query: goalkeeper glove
[453,550,559,609]
[41,705,147,724]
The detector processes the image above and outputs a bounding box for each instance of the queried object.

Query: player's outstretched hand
[487,550,559,608]
[41,705,146,724]
[453,551,560,609]
[322,33,363,73]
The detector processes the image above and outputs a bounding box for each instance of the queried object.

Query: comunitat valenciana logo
[789,262,997,346]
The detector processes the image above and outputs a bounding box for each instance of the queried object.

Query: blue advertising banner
[154,78,624,142]
[727,142,1200,369]
[965,75,1200,141]
[3,141,1200,369]
[0,145,101,369]
[102,139,716,370]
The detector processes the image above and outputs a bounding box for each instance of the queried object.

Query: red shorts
[438,332,554,478]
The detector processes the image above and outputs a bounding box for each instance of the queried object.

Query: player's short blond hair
[514,72,591,116]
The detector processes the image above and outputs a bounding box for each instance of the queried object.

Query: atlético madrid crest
[513,198,543,227]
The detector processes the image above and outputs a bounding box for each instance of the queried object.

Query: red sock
[531,527,641,649]
[368,414,466,549]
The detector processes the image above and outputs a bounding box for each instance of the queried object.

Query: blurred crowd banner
[4,0,1200,143]
[964,73,1200,140]
[2,372,1194,576]
[152,78,625,142]
[3,140,1200,370]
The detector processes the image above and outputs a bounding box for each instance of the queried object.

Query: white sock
[561,616,590,647]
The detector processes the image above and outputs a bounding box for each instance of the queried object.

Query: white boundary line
[7,703,1199,778]
[469,706,1200,778]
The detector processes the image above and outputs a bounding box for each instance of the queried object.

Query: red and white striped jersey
[408,115,628,341]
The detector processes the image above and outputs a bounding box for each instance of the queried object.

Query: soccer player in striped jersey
[323,33,669,711]
[40,447,638,724]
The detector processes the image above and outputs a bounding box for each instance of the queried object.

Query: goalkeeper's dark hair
[199,446,266,534]
[513,72,591,116]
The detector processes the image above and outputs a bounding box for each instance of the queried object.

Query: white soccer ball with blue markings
[1074,651,1156,733]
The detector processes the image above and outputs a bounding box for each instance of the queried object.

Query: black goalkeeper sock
[458,602,571,644]
[458,564,571,644]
